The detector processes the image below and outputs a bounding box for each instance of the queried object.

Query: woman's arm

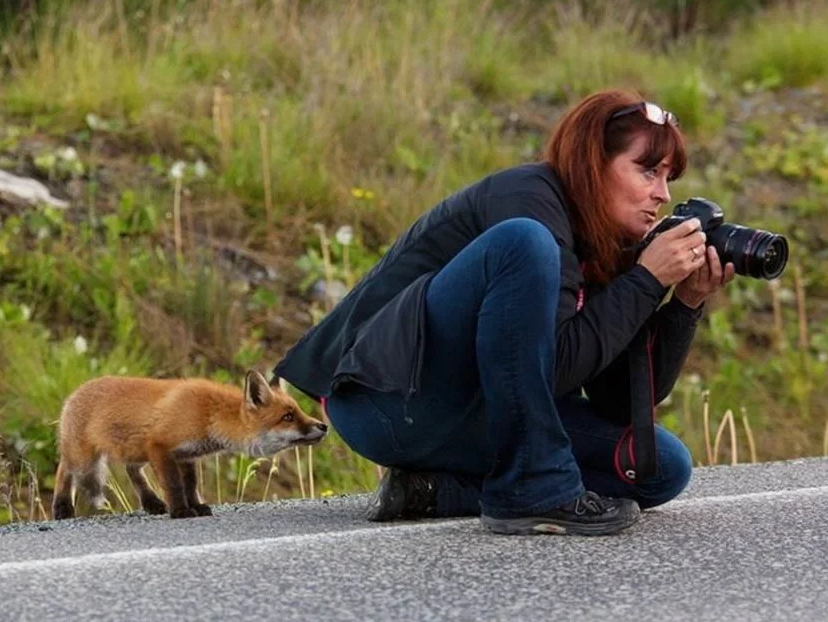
[580,293,702,425]
[553,265,667,396]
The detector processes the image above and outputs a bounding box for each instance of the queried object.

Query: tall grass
[1,0,762,233]
[724,3,828,89]
[2,0,828,522]
[0,320,153,476]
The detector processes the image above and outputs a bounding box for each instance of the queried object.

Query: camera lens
[755,234,788,280]
[707,224,788,280]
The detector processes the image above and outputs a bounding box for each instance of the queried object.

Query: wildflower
[193,159,209,178]
[59,147,79,162]
[777,287,795,303]
[335,225,354,246]
[74,336,88,355]
[169,160,187,180]
[85,113,102,130]
[350,187,375,200]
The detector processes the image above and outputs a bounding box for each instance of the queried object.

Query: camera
[639,197,788,280]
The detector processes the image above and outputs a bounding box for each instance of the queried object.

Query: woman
[272,89,735,536]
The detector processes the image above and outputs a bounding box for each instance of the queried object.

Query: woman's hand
[673,245,735,308]
[637,218,708,287]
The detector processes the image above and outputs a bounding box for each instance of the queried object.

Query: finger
[722,262,736,284]
[682,230,707,251]
[688,244,707,268]
[665,218,703,240]
[707,246,722,282]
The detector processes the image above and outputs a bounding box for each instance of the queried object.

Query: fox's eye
[281,412,295,422]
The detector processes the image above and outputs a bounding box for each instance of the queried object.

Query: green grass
[0,317,154,478]
[725,4,828,90]
[2,0,828,522]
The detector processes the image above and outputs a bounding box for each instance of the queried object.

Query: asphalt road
[2,457,827,622]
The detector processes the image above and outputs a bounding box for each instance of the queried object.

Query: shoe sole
[480,507,641,536]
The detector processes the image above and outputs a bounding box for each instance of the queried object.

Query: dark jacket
[273,162,701,420]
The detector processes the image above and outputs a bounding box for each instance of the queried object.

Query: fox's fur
[52,370,327,520]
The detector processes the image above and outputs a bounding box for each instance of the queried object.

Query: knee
[485,218,560,272]
[637,428,693,508]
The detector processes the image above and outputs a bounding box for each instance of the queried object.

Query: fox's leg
[179,461,212,516]
[126,463,168,515]
[76,457,108,513]
[147,446,197,518]
[52,460,76,520]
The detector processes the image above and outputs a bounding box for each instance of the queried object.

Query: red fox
[52,370,327,520]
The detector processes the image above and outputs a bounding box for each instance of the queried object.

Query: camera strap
[614,324,659,484]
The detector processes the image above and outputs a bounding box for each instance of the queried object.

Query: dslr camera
[639,197,788,280]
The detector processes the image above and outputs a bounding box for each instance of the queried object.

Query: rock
[0,169,69,209]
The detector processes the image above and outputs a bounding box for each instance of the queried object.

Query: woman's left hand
[673,245,735,309]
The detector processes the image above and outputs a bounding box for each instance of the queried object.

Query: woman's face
[607,134,673,240]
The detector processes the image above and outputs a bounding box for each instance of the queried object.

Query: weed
[726,4,828,90]
[2,0,828,523]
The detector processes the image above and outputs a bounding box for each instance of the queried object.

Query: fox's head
[240,370,328,456]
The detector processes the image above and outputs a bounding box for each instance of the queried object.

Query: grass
[1,0,828,523]
[0,318,153,478]
[724,3,828,90]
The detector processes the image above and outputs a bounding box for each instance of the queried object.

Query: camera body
[640,197,788,280]
[646,197,724,238]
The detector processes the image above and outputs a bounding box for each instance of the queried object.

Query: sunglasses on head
[610,101,678,127]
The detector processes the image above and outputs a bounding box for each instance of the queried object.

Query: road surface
[1,457,827,621]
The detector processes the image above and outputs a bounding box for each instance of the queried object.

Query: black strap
[622,325,658,481]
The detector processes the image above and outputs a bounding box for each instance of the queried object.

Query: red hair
[544,89,687,284]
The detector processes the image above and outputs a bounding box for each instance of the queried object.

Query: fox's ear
[244,370,272,408]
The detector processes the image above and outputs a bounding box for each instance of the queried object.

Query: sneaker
[480,491,640,536]
[365,467,438,522]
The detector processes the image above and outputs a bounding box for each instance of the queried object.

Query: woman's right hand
[637,218,708,287]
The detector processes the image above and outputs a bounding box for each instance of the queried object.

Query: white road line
[0,521,461,574]
[2,484,827,574]
[664,485,828,508]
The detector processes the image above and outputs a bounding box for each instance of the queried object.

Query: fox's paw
[52,498,75,520]
[170,507,199,519]
[142,497,168,516]
[192,503,213,517]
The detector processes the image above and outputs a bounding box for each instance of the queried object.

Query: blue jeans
[326,219,692,518]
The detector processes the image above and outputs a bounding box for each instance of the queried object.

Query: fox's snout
[253,421,328,456]
[302,421,328,444]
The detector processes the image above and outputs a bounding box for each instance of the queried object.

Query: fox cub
[52,370,327,520]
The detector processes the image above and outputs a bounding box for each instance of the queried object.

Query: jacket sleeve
[649,295,703,403]
[582,294,703,423]
[483,191,668,396]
